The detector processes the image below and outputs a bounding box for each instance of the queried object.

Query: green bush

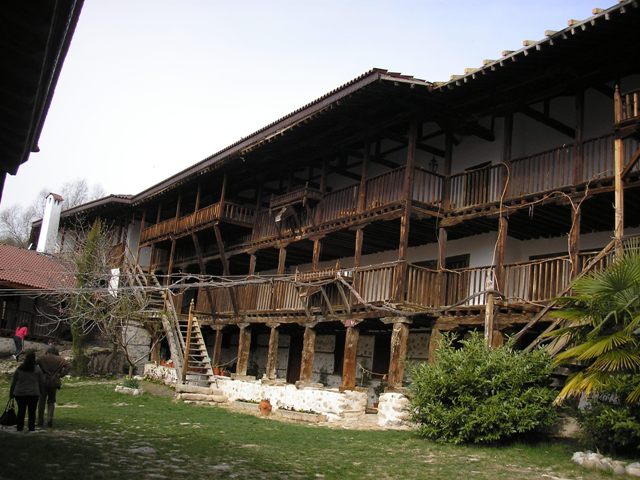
[577,376,640,454]
[122,377,140,389]
[409,332,557,444]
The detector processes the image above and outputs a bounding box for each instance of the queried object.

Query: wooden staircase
[178,311,216,387]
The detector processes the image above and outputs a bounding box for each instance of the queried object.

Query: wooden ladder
[180,303,215,386]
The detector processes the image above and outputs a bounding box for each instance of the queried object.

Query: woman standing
[13,322,28,360]
[9,351,43,432]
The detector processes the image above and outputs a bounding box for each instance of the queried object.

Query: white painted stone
[377,392,410,427]
[627,463,640,477]
[115,385,143,396]
[212,376,367,421]
[144,363,177,385]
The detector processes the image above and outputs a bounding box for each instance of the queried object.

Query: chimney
[37,193,64,253]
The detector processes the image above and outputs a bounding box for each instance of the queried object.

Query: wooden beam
[248,253,257,275]
[357,141,369,212]
[396,119,418,301]
[387,321,410,391]
[573,89,584,184]
[428,328,442,363]
[569,208,581,278]
[340,324,359,390]
[214,223,239,316]
[236,323,251,376]
[521,105,576,138]
[312,239,321,271]
[621,146,640,179]
[211,326,223,368]
[166,239,176,287]
[194,184,201,212]
[266,324,279,380]
[502,113,513,197]
[299,325,316,384]
[277,246,287,274]
[495,216,508,291]
[192,233,216,316]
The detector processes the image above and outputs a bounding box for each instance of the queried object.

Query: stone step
[178,392,227,403]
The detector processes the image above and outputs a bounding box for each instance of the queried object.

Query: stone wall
[144,363,178,385]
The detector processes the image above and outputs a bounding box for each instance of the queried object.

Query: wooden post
[341,323,359,390]
[354,228,364,268]
[175,193,182,220]
[614,84,624,256]
[436,227,447,304]
[502,113,513,197]
[248,253,257,275]
[569,207,581,278]
[220,173,227,206]
[211,326,223,369]
[428,327,442,363]
[181,300,195,382]
[396,119,418,301]
[387,320,410,391]
[299,325,316,384]
[495,215,508,292]
[166,239,176,287]
[214,223,238,315]
[156,202,162,224]
[573,89,584,184]
[357,141,369,212]
[312,238,322,271]
[266,323,280,380]
[236,323,251,376]
[442,131,453,209]
[277,246,287,274]
[194,184,201,212]
[484,278,496,348]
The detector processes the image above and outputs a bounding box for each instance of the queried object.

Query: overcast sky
[2,0,599,210]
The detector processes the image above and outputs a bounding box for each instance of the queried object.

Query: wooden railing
[412,167,443,206]
[141,201,255,243]
[316,185,358,223]
[617,88,640,124]
[448,164,504,210]
[509,145,574,197]
[353,262,398,304]
[364,166,405,210]
[270,185,322,210]
[404,264,440,307]
[503,256,572,304]
[443,265,494,306]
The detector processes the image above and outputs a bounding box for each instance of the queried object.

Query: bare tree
[46,219,164,376]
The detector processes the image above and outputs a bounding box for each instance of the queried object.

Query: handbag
[0,398,17,426]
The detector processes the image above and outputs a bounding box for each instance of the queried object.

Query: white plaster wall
[215,377,367,421]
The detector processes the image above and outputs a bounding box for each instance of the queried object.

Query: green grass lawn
[0,376,615,480]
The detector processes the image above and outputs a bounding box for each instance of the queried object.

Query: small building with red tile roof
[0,244,74,340]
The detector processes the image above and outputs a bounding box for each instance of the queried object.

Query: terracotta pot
[258,399,272,416]
[213,367,220,375]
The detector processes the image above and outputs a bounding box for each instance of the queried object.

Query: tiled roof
[0,244,74,290]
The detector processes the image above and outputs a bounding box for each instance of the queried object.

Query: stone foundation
[377,392,411,427]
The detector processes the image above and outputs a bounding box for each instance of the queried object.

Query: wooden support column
[214,223,238,315]
[614,85,624,256]
[442,131,453,209]
[175,193,182,220]
[211,326,223,368]
[248,253,257,275]
[573,89,585,184]
[194,184,201,212]
[299,324,316,384]
[396,119,418,301]
[265,323,280,380]
[436,227,447,304]
[484,283,496,348]
[502,113,513,196]
[219,173,227,207]
[569,208,581,278]
[495,215,508,292]
[156,203,162,224]
[236,323,251,376]
[428,327,442,363]
[357,141,369,212]
[354,228,364,268]
[341,323,359,390]
[387,320,410,391]
[277,246,287,274]
[192,233,215,316]
[312,239,322,271]
[166,239,176,287]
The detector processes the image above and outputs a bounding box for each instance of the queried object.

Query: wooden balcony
[192,249,616,319]
[140,201,255,244]
[270,184,322,210]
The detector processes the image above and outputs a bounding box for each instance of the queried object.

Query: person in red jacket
[13,322,28,361]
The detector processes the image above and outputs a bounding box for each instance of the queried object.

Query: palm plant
[548,242,640,404]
